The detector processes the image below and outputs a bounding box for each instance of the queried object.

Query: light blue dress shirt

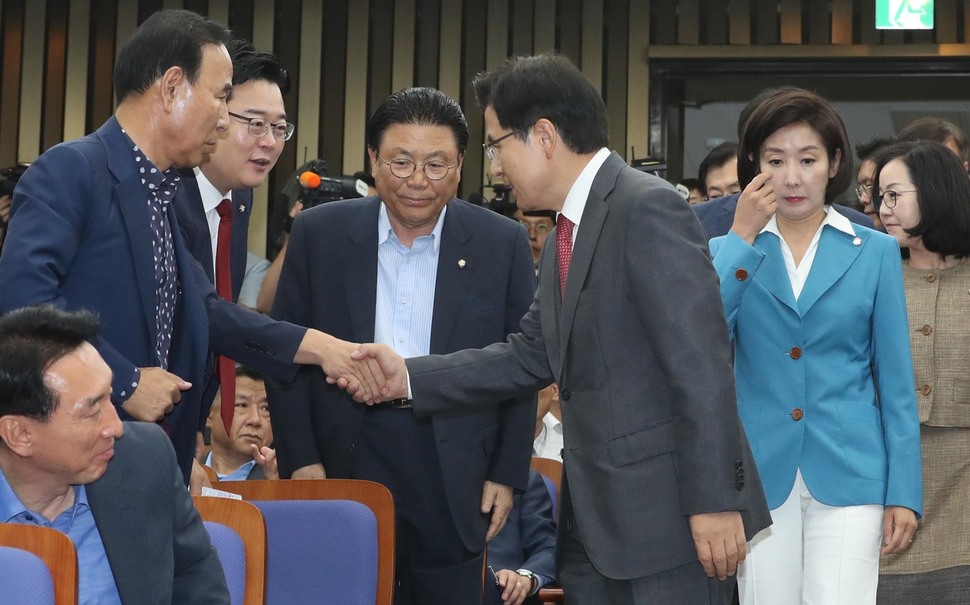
[204,451,257,481]
[374,203,447,356]
[0,468,122,605]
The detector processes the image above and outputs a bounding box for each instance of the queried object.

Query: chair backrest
[218,479,395,605]
[193,496,266,605]
[203,464,220,484]
[0,524,78,605]
[530,457,563,520]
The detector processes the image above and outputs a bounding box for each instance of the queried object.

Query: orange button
[920,324,933,335]
[791,408,804,421]
[926,273,937,283]
[920,384,932,396]
[735,269,748,281]
[789,347,802,359]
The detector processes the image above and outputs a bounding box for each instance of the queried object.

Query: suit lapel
[753,233,799,314]
[430,201,472,355]
[100,119,158,338]
[343,199,381,341]
[230,188,252,301]
[87,469,142,602]
[796,226,864,316]
[559,155,617,369]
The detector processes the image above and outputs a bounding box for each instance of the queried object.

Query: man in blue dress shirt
[0,305,228,604]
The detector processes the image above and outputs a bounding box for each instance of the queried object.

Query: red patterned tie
[557,213,574,296]
[215,200,236,433]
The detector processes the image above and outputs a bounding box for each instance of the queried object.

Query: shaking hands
[321,340,409,403]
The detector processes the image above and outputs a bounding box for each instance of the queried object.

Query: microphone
[299,171,321,189]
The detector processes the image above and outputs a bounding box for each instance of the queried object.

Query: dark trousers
[352,408,484,605]
[557,469,736,605]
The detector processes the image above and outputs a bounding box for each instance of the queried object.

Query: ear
[367,147,379,172]
[0,416,34,457]
[454,153,464,184]
[532,119,558,159]
[829,148,842,178]
[159,65,187,112]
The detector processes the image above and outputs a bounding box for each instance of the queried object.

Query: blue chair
[194,496,267,605]
[218,479,396,605]
[0,524,78,605]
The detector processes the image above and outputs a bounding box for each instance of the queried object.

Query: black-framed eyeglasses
[482,131,516,162]
[855,183,872,199]
[227,111,295,141]
[376,153,457,181]
[877,189,917,209]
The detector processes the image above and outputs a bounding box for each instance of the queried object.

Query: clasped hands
[320,339,408,403]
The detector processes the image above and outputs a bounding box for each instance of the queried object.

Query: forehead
[198,43,233,88]
[45,344,110,414]
[762,122,824,149]
[229,79,285,117]
[378,123,459,156]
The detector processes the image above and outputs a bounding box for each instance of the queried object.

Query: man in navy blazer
[267,87,537,604]
[0,306,229,604]
[0,11,379,480]
[487,470,557,605]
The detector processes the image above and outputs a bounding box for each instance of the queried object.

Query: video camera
[296,159,368,209]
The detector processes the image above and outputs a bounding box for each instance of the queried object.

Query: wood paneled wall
[1,0,967,253]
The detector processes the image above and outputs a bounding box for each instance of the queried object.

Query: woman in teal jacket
[709,88,922,605]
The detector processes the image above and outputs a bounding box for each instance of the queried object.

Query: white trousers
[738,469,884,605]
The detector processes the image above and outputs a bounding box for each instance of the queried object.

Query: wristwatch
[515,569,538,596]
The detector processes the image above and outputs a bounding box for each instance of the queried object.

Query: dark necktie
[216,199,236,432]
[557,213,574,296]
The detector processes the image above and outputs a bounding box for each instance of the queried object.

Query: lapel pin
[458,259,466,269]
[852,237,862,246]
[238,205,246,213]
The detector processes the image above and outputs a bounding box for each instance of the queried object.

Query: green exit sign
[876,0,934,30]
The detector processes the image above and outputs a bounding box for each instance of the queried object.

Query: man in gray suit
[0,305,228,604]
[349,55,771,604]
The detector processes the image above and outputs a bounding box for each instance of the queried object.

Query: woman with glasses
[873,141,970,604]
[709,88,922,605]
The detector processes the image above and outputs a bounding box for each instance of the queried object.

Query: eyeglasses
[228,111,295,141]
[482,131,516,162]
[376,153,457,181]
[855,183,872,199]
[519,221,552,235]
[877,189,917,209]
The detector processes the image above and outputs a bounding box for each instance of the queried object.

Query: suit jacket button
[736,480,745,490]
[791,408,804,421]
[920,384,932,396]
[789,346,802,359]
[920,324,932,335]
[350,443,357,453]
[560,389,571,401]
[926,272,937,283]
[735,269,748,281]
[735,460,743,469]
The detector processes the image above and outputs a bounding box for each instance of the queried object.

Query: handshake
[314,334,409,404]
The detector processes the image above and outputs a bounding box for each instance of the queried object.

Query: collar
[377,201,447,251]
[0,466,87,525]
[762,205,857,239]
[193,167,231,213]
[559,147,611,227]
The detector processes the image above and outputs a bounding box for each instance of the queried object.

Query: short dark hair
[234,364,265,383]
[855,135,896,163]
[366,87,469,155]
[0,306,100,422]
[473,54,609,154]
[227,38,290,94]
[737,88,853,203]
[114,9,231,103]
[872,140,970,259]
[898,117,969,162]
[698,142,739,192]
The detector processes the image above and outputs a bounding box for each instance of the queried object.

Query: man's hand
[189,458,212,496]
[251,445,279,480]
[881,506,917,555]
[482,481,514,541]
[494,569,531,605]
[295,330,388,402]
[121,367,191,422]
[730,172,776,244]
[342,343,409,403]
[291,463,327,480]
[688,511,746,580]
